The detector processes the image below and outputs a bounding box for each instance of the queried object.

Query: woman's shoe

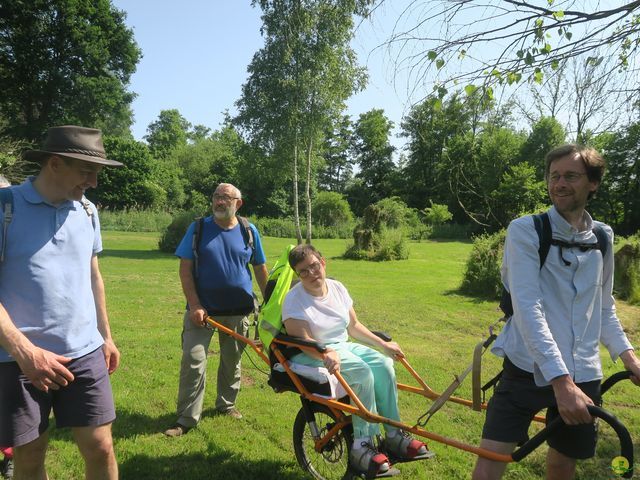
[349,441,390,477]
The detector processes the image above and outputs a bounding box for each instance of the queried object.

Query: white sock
[386,428,400,438]
[352,436,372,449]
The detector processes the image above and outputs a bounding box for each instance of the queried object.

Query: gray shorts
[0,347,116,447]
[482,357,601,459]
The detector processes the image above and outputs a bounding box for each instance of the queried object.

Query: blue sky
[111,1,418,151]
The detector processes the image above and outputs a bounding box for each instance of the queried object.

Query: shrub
[431,223,478,240]
[158,210,203,253]
[459,230,506,298]
[99,208,173,232]
[312,191,354,227]
[344,228,408,261]
[614,234,640,305]
[344,199,410,260]
[422,201,453,226]
[248,216,355,239]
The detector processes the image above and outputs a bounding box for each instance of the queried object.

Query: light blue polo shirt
[0,178,104,362]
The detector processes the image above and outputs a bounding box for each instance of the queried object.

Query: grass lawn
[43,232,639,479]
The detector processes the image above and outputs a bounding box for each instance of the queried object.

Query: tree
[0,0,141,142]
[519,116,566,178]
[399,93,473,210]
[235,0,371,243]
[385,1,640,99]
[89,137,170,210]
[145,109,192,160]
[593,122,640,235]
[515,56,630,141]
[318,114,354,192]
[172,124,244,211]
[349,109,397,211]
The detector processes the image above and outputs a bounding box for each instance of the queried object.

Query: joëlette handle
[511,405,633,478]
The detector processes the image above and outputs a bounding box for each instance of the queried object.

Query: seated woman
[282,244,428,476]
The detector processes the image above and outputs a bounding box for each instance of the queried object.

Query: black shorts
[0,347,116,447]
[482,357,601,459]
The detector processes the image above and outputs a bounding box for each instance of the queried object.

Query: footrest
[388,449,436,464]
[353,466,401,479]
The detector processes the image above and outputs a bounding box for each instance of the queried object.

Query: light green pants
[175,312,249,427]
[292,342,400,438]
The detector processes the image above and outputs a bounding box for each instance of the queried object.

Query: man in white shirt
[473,144,640,480]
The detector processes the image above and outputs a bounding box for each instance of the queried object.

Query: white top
[492,206,632,386]
[282,278,353,345]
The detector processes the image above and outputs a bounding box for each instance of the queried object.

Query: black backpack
[191,215,255,278]
[499,212,609,317]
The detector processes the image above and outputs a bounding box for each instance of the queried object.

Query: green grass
[43,233,639,479]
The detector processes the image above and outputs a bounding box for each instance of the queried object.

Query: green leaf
[432,98,443,111]
[551,60,559,70]
[565,31,573,40]
[516,49,524,59]
[485,86,494,101]
[525,52,534,65]
[458,49,466,59]
[427,51,438,61]
[552,10,564,20]
[436,59,445,70]
[464,84,477,96]
[533,69,544,84]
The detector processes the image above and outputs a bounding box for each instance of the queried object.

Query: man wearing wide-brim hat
[0,125,121,479]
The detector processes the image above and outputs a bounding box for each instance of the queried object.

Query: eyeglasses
[548,172,587,184]
[213,194,239,202]
[296,261,322,278]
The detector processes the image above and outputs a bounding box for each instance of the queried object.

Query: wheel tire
[293,403,354,480]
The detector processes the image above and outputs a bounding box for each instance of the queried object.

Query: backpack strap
[191,217,204,278]
[0,188,14,263]
[593,224,608,259]
[80,197,97,231]
[499,212,551,317]
[533,212,552,268]
[237,215,255,263]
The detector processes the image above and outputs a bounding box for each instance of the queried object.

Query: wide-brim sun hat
[23,125,123,167]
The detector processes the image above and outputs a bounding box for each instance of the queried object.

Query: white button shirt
[492,207,633,386]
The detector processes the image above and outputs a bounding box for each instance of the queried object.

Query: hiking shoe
[382,430,428,459]
[349,441,390,477]
[163,424,192,437]
[217,407,243,419]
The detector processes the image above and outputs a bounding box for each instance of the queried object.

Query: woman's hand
[323,348,341,374]
[382,341,404,359]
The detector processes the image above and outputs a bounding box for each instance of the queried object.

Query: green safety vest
[258,244,296,350]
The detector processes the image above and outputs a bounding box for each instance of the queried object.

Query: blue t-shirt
[174,217,266,314]
[0,178,104,362]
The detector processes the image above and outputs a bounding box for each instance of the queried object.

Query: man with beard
[472,145,640,480]
[164,183,268,436]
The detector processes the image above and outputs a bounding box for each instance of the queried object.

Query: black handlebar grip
[601,370,633,396]
[511,405,634,478]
